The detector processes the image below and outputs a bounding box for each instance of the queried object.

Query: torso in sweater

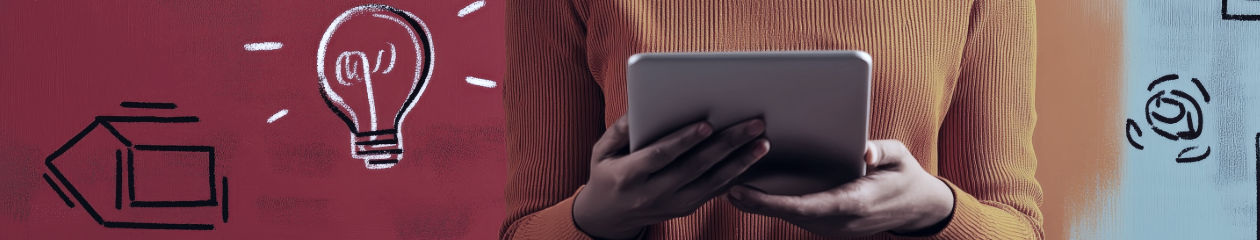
[502,1,1042,239]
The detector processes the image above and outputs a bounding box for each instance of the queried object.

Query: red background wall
[0,1,507,239]
[0,1,1122,239]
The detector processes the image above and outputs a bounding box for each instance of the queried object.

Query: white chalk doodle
[243,42,283,51]
[458,0,485,17]
[267,109,288,123]
[465,76,497,88]
[317,4,434,169]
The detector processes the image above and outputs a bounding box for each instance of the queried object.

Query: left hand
[725,139,955,238]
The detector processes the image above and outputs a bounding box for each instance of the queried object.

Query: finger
[651,119,765,187]
[728,183,867,220]
[591,116,632,160]
[677,138,770,198]
[626,121,713,173]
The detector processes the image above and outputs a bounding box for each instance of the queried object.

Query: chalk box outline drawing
[1223,0,1260,21]
[42,102,229,230]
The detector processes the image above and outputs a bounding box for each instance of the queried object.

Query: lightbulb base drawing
[352,129,403,169]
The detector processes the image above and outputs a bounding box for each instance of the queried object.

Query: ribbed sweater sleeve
[930,0,1043,239]
[500,0,602,239]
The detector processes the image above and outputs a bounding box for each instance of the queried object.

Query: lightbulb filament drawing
[317,4,434,169]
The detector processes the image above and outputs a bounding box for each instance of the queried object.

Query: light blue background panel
[1087,0,1260,239]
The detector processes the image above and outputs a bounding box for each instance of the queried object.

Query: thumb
[867,139,914,169]
[864,141,882,166]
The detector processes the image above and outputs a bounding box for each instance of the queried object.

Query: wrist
[575,222,644,240]
[573,215,644,240]
[572,187,644,240]
[890,175,955,235]
[586,226,646,240]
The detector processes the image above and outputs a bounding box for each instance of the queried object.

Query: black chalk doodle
[317,4,434,170]
[1125,74,1212,163]
[42,102,228,230]
[1223,0,1260,21]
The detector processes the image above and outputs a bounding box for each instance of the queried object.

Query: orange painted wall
[1033,1,1123,239]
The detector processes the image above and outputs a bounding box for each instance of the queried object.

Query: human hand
[573,116,771,239]
[725,139,954,238]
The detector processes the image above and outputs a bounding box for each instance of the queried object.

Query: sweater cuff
[929,178,986,239]
[512,188,593,240]
[910,177,1034,240]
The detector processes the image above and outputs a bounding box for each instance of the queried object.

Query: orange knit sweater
[501,0,1042,239]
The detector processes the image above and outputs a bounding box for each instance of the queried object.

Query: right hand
[573,115,771,239]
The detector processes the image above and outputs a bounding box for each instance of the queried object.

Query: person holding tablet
[501,0,1042,239]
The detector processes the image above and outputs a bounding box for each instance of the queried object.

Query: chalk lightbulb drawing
[317,4,433,169]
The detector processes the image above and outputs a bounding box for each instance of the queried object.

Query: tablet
[627,50,871,196]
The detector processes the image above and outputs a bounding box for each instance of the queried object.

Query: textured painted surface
[1,0,1251,239]
[1033,0,1125,239]
[1108,0,1258,239]
[0,0,506,239]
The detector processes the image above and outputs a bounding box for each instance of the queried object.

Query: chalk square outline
[127,145,218,208]
[1223,0,1260,21]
